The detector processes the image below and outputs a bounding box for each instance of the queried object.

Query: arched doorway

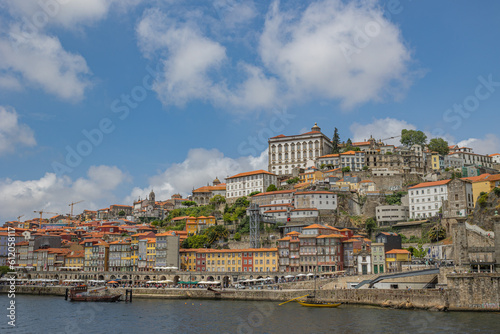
[160,276,166,281]
[98,275,104,280]
[122,275,128,280]
[173,276,180,285]
[222,276,230,287]
[110,275,116,280]
[207,276,214,282]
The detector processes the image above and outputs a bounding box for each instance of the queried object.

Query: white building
[408,180,450,219]
[268,123,333,175]
[448,152,493,168]
[444,154,464,170]
[315,151,366,171]
[489,153,500,164]
[225,170,277,200]
[375,205,409,226]
[294,191,337,211]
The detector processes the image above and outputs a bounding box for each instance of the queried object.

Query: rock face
[471,191,500,231]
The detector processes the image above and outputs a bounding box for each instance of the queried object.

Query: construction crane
[381,135,402,142]
[33,210,59,221]
[68,200,84,219]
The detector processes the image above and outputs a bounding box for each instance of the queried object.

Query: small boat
[68,285,121,302]
[296,300,341,308]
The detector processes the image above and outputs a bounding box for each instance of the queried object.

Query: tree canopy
[266,184,278,192]
[209,195,226,205]
[428,138,450,155]
[331,127,340,154]
[400,129,427,148]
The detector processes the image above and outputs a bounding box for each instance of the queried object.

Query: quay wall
[2,277,499,312]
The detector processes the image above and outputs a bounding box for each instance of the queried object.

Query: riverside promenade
[2,272,499,312]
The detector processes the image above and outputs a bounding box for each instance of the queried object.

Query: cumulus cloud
[0,106,36,155]
[350,118,416,145]
[0,25,91,101]
[457,134,500,155]
[3,0,142,29]
[137,1,414,111]
[126,148,268,202]
[0,165,130,222]
[259,0,413,109]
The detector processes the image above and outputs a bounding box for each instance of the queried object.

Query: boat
[296,300,341,308]
[68,285,122,302]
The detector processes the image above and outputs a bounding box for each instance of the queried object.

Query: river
[1,295,498,333]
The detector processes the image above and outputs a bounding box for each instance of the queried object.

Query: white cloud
[259,0,413,109]
[126,148,268,202]
[0,106,36,155]
[457,134,500,155]
[138,1,414,112]
[0,165,130,222]
[350,118,416,145]
[3,0,142,29]
[0,26,91,101]
[213,0,257,29]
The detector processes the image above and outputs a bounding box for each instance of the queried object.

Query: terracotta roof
[318,153,340,158]
[303,224,327,229]
[291,208,318,211]
[295,191,334,195]
[489,153,500,157]
[286,231,301,235]
[277,236,291,241]
[316,234,344,239]
[386,249,411,254]
[352,141,371,146]
[264,209,287,213]
[408,179,450,189]
[252,190,296,197]
[461,174,491,182]
[226,170,276,179]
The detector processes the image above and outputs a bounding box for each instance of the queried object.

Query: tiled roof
[386,249,411,254]
[226,169,276,179]
[408,179,450,189]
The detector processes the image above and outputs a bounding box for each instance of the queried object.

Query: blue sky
[1,0,500,222]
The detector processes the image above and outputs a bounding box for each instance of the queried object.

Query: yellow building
[146,238,156,270]
[431,153,441,170]
[180,249,198,271]
[462,174,495,205]
[299,168,323,183]
[65,250,84,269]
[385,249,411,272]
[180,248,278,273]
[251,248,278,272]
[185,216,217,235]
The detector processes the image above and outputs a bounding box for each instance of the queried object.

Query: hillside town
[2,123,500,286]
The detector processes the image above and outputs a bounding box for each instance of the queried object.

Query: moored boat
[296,300,341,308]
[68,285,121,302]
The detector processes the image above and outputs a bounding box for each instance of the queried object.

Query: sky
[1,0,500,222]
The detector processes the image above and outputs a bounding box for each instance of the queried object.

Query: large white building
[489,153,500,164]
[408,180,450,219]
[225,170,277,200]
[448,151,493,168]
[268,123,333,175]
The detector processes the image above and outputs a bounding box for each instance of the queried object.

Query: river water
[1,295,498,333]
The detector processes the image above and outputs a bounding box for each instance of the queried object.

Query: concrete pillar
[494,217,500,272]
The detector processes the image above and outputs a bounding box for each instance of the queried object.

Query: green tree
[183,234,208,249]
[266,184,278,192]
[412,243,429,259]
[427,225,446,242]
[286,177,300,184]
[234,196,249,208]
[118,210,126,217]
[365,217,377,237]
[362,165,369,171]
[0,266,13,276]
[331,127,340,154]
[182,201,197,207]
[205,225,229,244]
[400,129,427,148]
[234,232,241,241]
[210,195,226,206]
[385,191,407,205]
[248,191,261,197]
[341,166,350,174]
[428,138,450,155]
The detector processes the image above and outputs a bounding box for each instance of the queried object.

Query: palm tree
[206,225,229,244]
